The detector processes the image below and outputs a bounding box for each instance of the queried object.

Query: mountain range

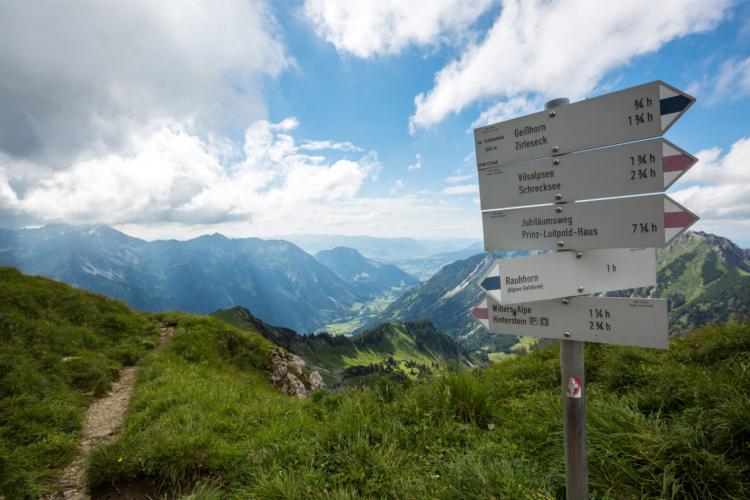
[0,225,367,332]
[2,223,746,355]
[282,233,478,262]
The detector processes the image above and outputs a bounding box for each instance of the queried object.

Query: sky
[0,0,749,246]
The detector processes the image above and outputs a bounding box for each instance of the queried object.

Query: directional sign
[482,193,698,251]
[470,295,668,349]
[479,248,656,304]
[478,138,696,210]
[475,81,694,167]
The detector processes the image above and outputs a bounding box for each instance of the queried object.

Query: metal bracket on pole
[547,97,589,500]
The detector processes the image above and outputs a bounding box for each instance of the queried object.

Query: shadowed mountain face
[373,250,532,352]
[314,246,418,297]
[0,225,365,332]
[376,231,750,351]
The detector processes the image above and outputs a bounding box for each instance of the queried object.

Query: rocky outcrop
[268,347,324,399]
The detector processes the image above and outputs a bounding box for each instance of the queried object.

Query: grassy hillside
[609,231,750,333]
[213,306,474,385]
[0,267,159,498]
[87,320,749,498]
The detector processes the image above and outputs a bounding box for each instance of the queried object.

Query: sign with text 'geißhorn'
[474,81,694,167]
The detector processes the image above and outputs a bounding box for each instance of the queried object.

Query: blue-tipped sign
[479,249,656,304]
[480,275,501,292]
[475,80,695,167]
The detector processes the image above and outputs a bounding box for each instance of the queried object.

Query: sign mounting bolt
[564,331,571,337]
[576,252,583,259]
[549,111,557,117]
[562,298,569,305]
[552,146,560,153]
[557,241,565,248]
[555,193,563,201]
[578,286,584,293]
[553,159,560,165]
[555,206,563,213]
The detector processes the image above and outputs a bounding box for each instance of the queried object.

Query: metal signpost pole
[546,97,588,500]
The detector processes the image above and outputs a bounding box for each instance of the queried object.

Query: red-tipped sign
[664,196,699,244]
[482,193,699,251]
[470,294,669,349]
[478,138,697,209]
[470,297,489,329]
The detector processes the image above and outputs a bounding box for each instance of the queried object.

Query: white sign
[479,248,656,304]
[482,194,698,251]
[475,80,694,167]
[478,138,696,210]
[470,295,668,349]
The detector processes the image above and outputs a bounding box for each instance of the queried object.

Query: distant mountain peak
[315,245,417,298]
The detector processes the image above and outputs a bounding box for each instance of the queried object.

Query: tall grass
[0,267,158,498]
[87,316,750,498]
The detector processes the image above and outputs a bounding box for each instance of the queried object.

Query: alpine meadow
[1,1,750,499]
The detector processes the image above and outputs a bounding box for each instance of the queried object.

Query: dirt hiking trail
[46,324,174,500]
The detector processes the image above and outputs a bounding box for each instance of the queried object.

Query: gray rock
[267,347,324,399]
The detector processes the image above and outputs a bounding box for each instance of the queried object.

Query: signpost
[482,194,698,251]
[469,82,699,500]
[474,81,694,167]
[479,248,656,304]
[478,138,697,209]
[471,295,668,349]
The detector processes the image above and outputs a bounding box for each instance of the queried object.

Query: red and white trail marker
[471,297,489,330]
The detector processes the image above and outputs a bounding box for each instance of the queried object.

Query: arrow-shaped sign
[482,193,698,251]
[475,80,694,167]
[478,138,696,210]
[470,294,668,349]
[471,296,490,330]
[479,248,656,304]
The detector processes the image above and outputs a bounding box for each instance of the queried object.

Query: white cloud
[17,118,379,226]
[390,179,405,194]
[299,140,363,152]
[471,95,542,128]
[689,56,750,104]
[446,174,475,183]
[1,113,487,238]
[671,137,750,222]
[407,153,423,171]
[410,0,733,131]
[443,184,479,195]
[303,0,494,58]
[0,0,287,164]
